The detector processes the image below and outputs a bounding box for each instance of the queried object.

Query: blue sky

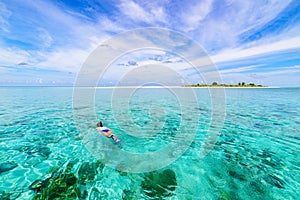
[0,0,300,86]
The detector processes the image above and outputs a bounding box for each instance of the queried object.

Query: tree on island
[183,81,265,87]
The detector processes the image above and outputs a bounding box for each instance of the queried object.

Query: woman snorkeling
[96,121,121,144]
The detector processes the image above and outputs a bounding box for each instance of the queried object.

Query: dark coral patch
[141,169,177,198]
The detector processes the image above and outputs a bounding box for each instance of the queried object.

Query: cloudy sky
[0,0,300,86]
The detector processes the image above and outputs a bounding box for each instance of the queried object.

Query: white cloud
[0,66,8,71]
[0,1,11,32]
[36,47,92,72]
[188,1,292,52]
[0,45,93,74]
[229,0,291,35]
[181,0,213,31]
[37,28,53,48]
[1,0,299,86]
[219,65,264,74]
[20,0,111,49]
[36,78,43,84]
[211,36,300,64]
[0,48,30,66]
[96,16,125,33]
[118,0,167,24]
[257,65,300,76]
[0,0,125,75]
[217,65,300,87]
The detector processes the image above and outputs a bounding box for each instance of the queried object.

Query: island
[183,82,267,88]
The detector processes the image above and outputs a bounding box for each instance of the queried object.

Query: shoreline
[182,86,272,88]
[94,86,276,89]
[0,86,285,88]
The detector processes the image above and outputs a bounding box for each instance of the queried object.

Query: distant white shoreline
[93,86,280,89]
[0,85,288,88]
[94,86,183,89]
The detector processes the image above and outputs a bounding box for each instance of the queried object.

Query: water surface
[0,87,299,199]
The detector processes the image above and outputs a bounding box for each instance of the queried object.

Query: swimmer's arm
[96,128,102,134]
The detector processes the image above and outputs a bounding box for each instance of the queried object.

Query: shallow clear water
[0,87,299,199]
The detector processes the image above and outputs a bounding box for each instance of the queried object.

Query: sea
[0,87,299,199]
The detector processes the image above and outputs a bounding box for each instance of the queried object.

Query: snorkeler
[96,121,121,144]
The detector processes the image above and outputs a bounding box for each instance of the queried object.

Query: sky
[0,0,300,87]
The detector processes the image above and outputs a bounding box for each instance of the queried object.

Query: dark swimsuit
[100,127,121,144]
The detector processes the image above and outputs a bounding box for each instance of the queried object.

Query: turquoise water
[0,87,299,199]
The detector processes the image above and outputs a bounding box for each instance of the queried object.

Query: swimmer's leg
[111,135,122,144]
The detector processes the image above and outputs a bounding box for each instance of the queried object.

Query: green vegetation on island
[184,82,266,88]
